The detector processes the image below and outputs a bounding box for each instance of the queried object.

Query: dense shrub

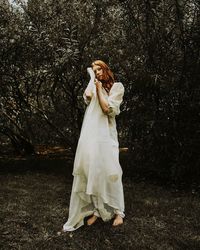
[0,0,199,182]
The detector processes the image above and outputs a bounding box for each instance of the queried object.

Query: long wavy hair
[91,60,115,93]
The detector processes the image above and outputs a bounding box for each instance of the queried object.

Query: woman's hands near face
[95,79,102,90]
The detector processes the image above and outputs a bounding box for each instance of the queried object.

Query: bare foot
[112,214,123,226]
[87,215,98,226]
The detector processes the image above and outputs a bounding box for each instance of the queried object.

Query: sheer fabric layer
[63,82,125,232]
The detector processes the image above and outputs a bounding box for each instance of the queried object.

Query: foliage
[0,0,199,182]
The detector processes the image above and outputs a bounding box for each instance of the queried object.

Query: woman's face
[92,65,104,81]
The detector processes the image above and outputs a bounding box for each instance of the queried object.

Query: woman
[62,60,125,232]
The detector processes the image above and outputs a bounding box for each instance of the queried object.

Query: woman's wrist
[96,87,109,113]
[96,85,102,92]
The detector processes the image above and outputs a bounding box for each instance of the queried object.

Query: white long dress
[63,79,125,232]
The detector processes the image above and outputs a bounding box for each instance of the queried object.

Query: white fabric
[63,79,125,232]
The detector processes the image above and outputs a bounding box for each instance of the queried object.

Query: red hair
[91,60,115,92]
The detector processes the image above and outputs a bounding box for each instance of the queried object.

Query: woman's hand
[95,79,109,114]
[95,79,102,91]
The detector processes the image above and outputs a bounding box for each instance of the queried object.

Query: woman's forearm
[96,88,109,114]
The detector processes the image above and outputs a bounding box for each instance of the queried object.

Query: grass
[0,168,200,250]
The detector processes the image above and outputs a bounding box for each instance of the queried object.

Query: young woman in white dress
[62,60,125,232]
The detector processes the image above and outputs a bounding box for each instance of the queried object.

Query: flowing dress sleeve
[83,81,95,105]
[83,67,96,105]
[83,90,91,105]
[107,82,125,117]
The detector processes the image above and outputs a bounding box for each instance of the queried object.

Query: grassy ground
[0,169,200,250]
